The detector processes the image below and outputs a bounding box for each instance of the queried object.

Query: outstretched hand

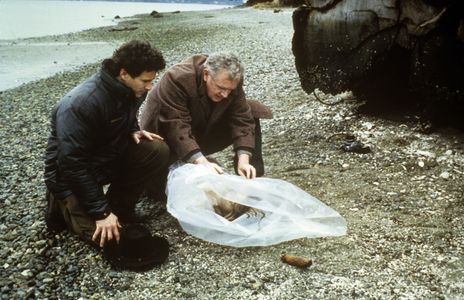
[236,154,256,179]
[92,213,121,248]
[132,130,164,144]
[194,156,224,175]
[237,163,256,179]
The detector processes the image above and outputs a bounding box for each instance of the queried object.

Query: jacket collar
[100,67,138,103]
[197,63,207,99]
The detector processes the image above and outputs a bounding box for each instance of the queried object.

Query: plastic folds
[166,163,347,247]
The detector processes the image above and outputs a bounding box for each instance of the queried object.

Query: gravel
[1,7,463,300]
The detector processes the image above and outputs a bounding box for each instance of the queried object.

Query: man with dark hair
[44,40,169,249]
[140,52,272,179]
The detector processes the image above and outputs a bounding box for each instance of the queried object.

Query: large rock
[292,0,464,129]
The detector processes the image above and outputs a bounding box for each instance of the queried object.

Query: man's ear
[119,68,130,81]
[202,68,209,82]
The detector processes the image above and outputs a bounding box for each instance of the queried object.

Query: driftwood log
[292,0,464,129]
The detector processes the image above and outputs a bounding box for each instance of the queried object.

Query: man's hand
[92,213,121,248]
[132,130,164,144]
[194,156,224,175]
[236,153,256,179]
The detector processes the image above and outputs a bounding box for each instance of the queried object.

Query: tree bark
[292,0,464,129]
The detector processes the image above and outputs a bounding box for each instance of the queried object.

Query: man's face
[203,69,240,103]
[119,69,157,98]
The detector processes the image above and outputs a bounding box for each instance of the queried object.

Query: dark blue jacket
[44,67,142,219]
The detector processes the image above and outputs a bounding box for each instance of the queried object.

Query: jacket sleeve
[152,72,202,160]
[55,97,110,219]
[226,84,256,152]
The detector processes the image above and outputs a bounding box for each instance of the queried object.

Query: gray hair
[204,52,244,81]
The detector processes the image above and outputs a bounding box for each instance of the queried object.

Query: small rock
[363,122,375,130]
[416,150,436,158]
[42,278,53,283]
[150,11,163,18]
[439,171,450,179]
[21,269,34,279]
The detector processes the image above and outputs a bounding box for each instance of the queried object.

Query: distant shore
[0,0,232,40]
[0,2,232,91]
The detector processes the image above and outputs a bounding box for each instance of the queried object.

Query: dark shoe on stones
[103,224,169,271]
[45,190,66,233]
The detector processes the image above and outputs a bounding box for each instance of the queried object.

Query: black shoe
[45,190,67,232]
[103,224,169,271]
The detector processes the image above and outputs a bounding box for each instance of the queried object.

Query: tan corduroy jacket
[140,54,257,161]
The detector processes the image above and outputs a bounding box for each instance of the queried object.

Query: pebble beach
[1,7,464,299]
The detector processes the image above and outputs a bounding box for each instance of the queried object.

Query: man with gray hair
[140,53,271,179]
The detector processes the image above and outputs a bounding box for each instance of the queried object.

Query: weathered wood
[293,0,464,129]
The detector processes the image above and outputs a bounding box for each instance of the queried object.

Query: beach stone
[20,269,34,279]
[439,171,450,179]
[150,11,163,18]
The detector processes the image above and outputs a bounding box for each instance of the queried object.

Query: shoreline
[1,6,463,300]
[0,40,119,91]
[0,1,234,40]
[0,4,233,91]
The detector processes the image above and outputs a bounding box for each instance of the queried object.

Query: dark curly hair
[102,40,165,77]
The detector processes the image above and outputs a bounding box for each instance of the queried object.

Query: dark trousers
[50,139,169,242]
[146,118,265,200]
[106,139,169,215]
[197,118,264,177]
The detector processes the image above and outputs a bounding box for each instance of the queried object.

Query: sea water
[0,0,232,91]
[0,0,231,40]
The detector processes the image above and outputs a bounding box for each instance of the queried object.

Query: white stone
[363,122,375,130]
[440,171,450,179]
[21,269,33,278]
[416,150,436,158]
